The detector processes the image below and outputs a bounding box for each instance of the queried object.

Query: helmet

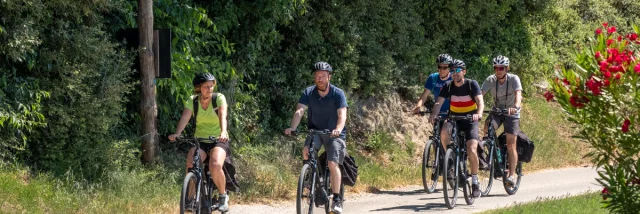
[436,54,453,64]
[493,55,510,66]
[192,73,216,87]
[449,59,466,69]
[312,61,333,73]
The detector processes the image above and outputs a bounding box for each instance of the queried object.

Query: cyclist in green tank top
[168,73,231,212]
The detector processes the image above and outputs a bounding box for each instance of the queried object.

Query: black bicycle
[177,136,228,214]
[442,114,478,209]
[418,111,446,193]
[292,129,345,214]
[479,108,523,196]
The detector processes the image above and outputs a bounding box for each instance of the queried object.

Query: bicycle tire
[442,148,458,209]
[422,140,440,193]
[181,172,201,214]
[462,156,475,205]
[297,164,314,214]
[503,161,522,195]
[479,140,494,196]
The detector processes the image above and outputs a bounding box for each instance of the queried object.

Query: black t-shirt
[438,79,482,115]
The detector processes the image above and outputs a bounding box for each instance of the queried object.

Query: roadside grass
[0,96,593,213]
[479,192,608,214]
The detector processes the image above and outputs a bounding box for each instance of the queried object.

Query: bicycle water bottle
[496,147,503,164]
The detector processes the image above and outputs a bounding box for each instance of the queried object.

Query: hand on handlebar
[472,114,481,122]
[331,129,342,137]
[168,133,180,141]
[508,107,519,115]
[284,128,296,135]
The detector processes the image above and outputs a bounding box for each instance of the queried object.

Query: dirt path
[228,167,600,213]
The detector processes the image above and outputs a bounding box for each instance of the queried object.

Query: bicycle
[292,129,345,214]
[417,110,446,193]
[177,136,229,214]
[479,108,523,196]
[442,114,478,209]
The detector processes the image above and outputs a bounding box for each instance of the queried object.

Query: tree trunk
[139,0,157,165]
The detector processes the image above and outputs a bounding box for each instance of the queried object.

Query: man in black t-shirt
[429,59,485,198]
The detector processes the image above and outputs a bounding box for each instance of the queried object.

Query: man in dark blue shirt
[285,61,348,213]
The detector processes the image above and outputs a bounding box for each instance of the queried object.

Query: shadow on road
[371,189,425,196]
[370,203,450,212]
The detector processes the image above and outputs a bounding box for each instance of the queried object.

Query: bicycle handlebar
[175,136,219,145]
[289,129,333,136]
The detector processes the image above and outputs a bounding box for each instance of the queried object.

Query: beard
[316,82,329,91]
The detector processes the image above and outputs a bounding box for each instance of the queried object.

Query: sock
[472,174,479,184]
[333,193,340,201]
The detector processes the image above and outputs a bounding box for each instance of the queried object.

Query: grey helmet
[450,59,466,69]
[493,55,510,66]
[436,54,453,64]
[312,61,333,73]
[192,73,216,87]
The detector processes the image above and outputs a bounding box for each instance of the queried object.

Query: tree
[138,0,157,165]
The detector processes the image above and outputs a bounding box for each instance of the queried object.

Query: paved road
[229,167,600,213]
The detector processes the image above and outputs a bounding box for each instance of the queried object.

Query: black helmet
[449,59,466,69]
[436,54,453,64]
[312,61,333,73]
[192,73,216,87]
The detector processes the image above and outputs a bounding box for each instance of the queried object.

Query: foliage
[545,23,640,213]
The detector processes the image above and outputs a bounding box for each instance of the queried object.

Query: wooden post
[139,0,157,165]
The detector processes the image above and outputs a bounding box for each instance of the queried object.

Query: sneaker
[314,188,328,207]
[331,198,343,214]
[505,176,515,188]
[216,193,229,212]
[471,182,482,198]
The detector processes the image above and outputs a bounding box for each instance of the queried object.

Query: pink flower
[604,71,612,78]
[607,26,617,34]
[622,119,630,133]
[635,64,640,74]
[602,187,609,200]
[596,28,603,35]
[627,33,638,41]
[600,61,609,71]
[617,36,623,42]
[615,73,621,80]
[562,78,570,85]
[607,39,614,47]
[603,22,609,28]
[595,51,602,59]
[544,91,554,102]
[604,79,611,86]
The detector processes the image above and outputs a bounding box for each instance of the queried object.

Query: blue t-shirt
[299,84,348,137]
[424,73,451,115]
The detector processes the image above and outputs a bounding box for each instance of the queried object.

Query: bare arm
[514,90,522,108]
[335,107,347,132]
[289,103,308,130]
[475,95,485,115]
[169,108,192,141]
[217,104,229,142]
[429,96,446,121]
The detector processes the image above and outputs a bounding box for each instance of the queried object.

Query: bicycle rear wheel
[478,140,494,196]
[181,172,201,214]
[503,161,522,195]
[297,164,314,214]
[442,148,458,209]
[422,140,440,193]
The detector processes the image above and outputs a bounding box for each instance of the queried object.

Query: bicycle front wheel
[478,140,494,196]
[442,148,458,209]
[422,140,440,193]
[181,172,201,214]
[297,164,314,214]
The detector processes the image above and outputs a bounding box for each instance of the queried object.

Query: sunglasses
[494,66,506,71]
[450,68,463,73]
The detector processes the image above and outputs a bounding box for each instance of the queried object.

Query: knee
[328,161,339,170]
[210,159,223,171]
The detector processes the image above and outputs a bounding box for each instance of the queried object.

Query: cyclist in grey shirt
[481,55,522,187]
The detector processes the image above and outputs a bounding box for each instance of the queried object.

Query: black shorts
[486,113,520,134]
[199,140,230,155]
[444,119,479,141]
